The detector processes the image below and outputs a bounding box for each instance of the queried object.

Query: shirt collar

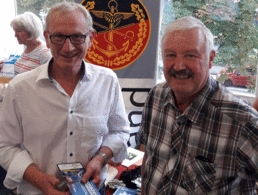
[185,76,218,125]
[163,76,218,125]
[35,58,52,83]
[163,82,176,107]
[81,60,92,81]
[36,58,92,83]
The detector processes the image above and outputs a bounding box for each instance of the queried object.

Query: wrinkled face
[44,11,94,69]
[13,26,30,45]
[162,28,214,99]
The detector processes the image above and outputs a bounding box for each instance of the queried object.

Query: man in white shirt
[0,2,130,195]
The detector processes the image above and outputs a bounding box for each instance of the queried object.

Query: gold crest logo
[81,0,151,70]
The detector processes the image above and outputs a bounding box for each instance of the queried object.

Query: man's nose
[62,37,75,51]
[173,57,185,70]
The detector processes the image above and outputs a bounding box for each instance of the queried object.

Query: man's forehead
[48,11,86,25]
[166,28,203,40]
[163,28,206,48]
[47,12,88,32]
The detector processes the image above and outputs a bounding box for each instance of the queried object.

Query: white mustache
[168,68,193,78]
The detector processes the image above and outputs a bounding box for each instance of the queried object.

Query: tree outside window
[158,0,258,94]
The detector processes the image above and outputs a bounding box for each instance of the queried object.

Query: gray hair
[45,2,93,32]
[162,16,215,55]
[10,12,43,40]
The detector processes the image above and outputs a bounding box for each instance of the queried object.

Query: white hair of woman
[10,12,51,75]
[10,12,43,40]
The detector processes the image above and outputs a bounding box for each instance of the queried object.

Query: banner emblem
[81,0,151,70]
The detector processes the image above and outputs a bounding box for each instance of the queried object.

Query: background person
[10,11,51,75]
[137,16,258,194]
[0,11,52,195]
[0,2,129,195]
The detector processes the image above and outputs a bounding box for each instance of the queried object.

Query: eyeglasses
[48,31,90,45]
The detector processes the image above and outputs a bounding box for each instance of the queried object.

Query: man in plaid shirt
[137,16,258,194]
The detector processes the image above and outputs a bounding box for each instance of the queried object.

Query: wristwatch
[95,152,108,166]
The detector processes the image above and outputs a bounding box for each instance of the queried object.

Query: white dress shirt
[0,59,130,195]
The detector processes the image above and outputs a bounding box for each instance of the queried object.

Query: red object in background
[106,164,138,195]
[218,66,256,87]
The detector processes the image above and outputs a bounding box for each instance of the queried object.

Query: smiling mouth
[61,53,77,58]
[173,74,192,79]
[169,68,193,80]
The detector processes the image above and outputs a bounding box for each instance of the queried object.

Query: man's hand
[108,160,121,167]
[81,147,113,188]
[81,155,104,188]
[38,175,67,195]
[23,164,67,195]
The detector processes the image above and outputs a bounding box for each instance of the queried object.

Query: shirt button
[70,132,73,135]
[70,153,73,157]
[70,111,73,114]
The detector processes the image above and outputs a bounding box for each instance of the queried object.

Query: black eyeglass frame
[48,31,90,45]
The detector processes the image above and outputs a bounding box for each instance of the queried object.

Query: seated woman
[10,12,51,75]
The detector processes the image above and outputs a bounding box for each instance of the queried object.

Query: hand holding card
[57,162,100,195]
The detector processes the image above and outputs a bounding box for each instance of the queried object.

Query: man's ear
[44,31,50,49]
[88,31,95,48]
[209,50,216,69]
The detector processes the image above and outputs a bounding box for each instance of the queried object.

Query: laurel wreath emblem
[84,1,148,67]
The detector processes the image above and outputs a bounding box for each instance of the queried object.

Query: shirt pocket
[191,156,216,193]
[81,116,108,148]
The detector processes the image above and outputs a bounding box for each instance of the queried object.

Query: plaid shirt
[138,76,258,195]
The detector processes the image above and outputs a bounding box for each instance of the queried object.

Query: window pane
[16,0,74,27]
[0,0,22,59]
[157,0,258,96]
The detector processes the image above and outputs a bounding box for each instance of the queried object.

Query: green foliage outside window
[16,0,74,24]
[160,0,258,92]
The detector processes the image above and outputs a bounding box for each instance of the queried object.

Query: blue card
[57,162,100,195]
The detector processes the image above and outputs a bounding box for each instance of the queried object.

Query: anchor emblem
[90,0,135,58]
[82,0,151,70]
